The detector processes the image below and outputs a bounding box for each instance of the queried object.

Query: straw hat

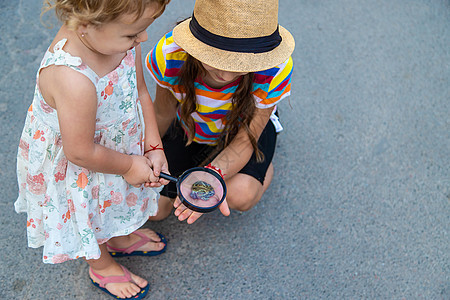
[172,0,295,73]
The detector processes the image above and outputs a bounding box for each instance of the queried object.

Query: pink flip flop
[107,231,167,257]
[89,265,150,299]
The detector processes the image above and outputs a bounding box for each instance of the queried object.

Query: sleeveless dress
[15,39,160,264]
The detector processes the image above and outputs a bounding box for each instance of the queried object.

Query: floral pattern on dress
[15,39,160,264]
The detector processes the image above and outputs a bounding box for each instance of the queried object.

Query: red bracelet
[144,144,164,155]
[205,163,226,178]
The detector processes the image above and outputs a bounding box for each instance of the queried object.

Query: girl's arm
[173,105,275,224]
[39,63,153,187]
[135,45,168,184]
[210,106,275,177]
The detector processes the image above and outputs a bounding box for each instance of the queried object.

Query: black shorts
[160,120,277,198]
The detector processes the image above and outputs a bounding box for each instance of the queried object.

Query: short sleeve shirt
[146,30,293,145]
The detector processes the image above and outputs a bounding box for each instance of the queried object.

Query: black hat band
[189,14,282,54]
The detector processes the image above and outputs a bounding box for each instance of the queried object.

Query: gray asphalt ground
[0,0,448,299]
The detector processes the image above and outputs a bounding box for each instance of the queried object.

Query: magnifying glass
[159,167,227,213]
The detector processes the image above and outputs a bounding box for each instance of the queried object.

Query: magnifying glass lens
[190,181,215,201]
[179,170,225,210]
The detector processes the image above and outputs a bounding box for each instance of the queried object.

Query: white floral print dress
[15,39,160,264]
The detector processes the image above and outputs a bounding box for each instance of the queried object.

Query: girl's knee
[229,197,258,212]
[226,179,262,212]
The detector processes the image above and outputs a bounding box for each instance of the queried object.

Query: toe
[120,291,128,299]
[128,284,140,296]
[124,286,136,298]
[154,241,165,251]
[143,240,165,252]
[131,273,148,289]
[138,228,161,242]
[135,229,166,252]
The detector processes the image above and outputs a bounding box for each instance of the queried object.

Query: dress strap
[39,38,99,85]
[40,39,82,68]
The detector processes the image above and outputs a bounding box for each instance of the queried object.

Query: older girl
[146,0,294,224]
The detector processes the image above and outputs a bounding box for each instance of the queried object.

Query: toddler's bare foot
[89,263,148,299]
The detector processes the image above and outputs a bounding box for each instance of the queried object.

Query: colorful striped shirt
[145,30,293,145]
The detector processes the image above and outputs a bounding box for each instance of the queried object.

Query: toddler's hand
[123,155,154,187]
[144,150,170,187]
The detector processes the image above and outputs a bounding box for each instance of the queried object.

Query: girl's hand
[144,150,170,187]
[173,197,230,224]
[123,155,156,187]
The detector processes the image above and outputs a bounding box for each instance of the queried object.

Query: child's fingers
[159,164,170,185]
[152,162,161,177]
[174,201,190,219]
[148,171,159,183]
[174,202,185,217]
[158,168,170,185]
[177,207,194,221]
[146,182,161,187]
[187,212,203,224]
[177,208,202,223]
[151,160,170,185]
[173,201,203,223]
[161,163,169,174]
[157,168,170,185]
[173,197,182,209]
[159,177,170,185]
[177,209,190,221]
[219,198,230,216]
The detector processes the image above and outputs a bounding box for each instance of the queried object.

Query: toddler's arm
[39,64,153,186]
[135,45,169,185]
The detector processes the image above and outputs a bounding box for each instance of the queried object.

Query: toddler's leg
[87,244,148,299]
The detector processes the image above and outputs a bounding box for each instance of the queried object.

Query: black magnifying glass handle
[159,172,178,183]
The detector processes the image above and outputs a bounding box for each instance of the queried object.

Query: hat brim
[173,18,295,73]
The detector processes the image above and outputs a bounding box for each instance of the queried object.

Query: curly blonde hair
[42,0,170,30]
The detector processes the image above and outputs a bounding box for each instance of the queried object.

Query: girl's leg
[225,162,274,211]
[87,243,148,299]
[224,117,277,211]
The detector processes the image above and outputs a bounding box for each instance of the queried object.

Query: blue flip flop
[90,266,150,299]
[107,231,167,257]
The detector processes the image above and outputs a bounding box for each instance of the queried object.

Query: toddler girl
[15,0,170,298]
